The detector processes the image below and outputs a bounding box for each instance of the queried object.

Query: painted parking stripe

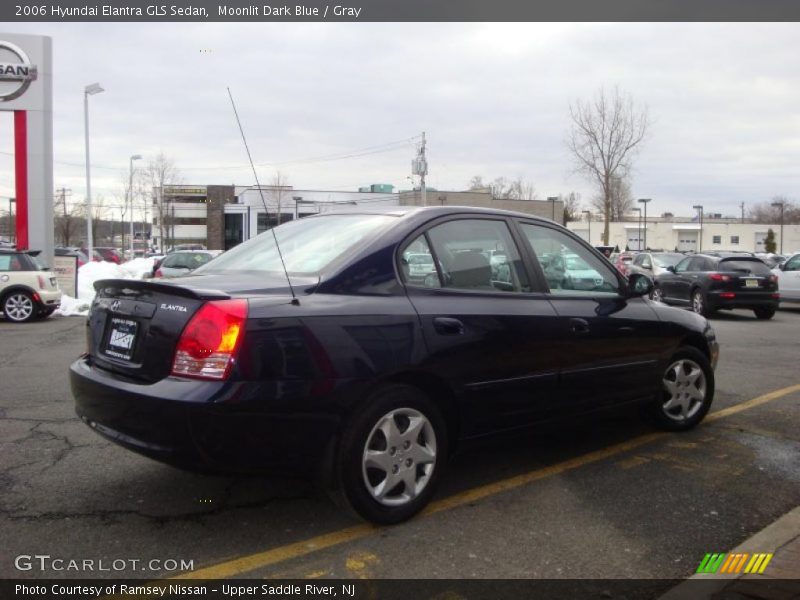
[172,383,800,580]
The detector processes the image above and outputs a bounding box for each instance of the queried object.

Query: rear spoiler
[93,278,230,301]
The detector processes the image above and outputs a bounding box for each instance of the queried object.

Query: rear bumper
[37,289,61,307]
[707,290,779,311]
[70,357,343,474]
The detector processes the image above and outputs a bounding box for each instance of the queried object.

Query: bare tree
[567,86,649,244]
[749,196,799,224]
[561,191,581,223]
[54,189,83,247]
[591,175,633,221]
[467,175,537,200]
[143,153,181,251]
[270,171,290,226]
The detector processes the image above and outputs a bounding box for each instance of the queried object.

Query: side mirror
[627,272,654,298]
[665,265,676,273]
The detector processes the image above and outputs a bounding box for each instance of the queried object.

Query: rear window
[719,258,772,275]
[196,214,396,276]
[163,252,215,269]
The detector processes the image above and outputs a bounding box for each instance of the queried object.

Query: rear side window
[719,259,772,275]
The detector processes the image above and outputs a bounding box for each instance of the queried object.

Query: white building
[568,216,800,255]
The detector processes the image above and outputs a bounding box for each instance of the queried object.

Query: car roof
[311,204,559,224]
[0,248,40,256]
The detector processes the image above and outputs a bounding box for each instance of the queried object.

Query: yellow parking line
[172,383,800,580]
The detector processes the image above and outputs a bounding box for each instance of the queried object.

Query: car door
[400,216,562,436]
[515,221,668,411]
[665,256,702,304]
[777,254,800,300]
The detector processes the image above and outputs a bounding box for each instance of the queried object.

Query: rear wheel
[691,289,710,317]
[649,347,714,431]
[334,384,446,524]
[753,307,775,320]
[2,291,36,323]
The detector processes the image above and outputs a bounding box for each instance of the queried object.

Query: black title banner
[4,0,800,22]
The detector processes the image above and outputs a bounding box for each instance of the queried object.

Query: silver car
[154,250,223,279]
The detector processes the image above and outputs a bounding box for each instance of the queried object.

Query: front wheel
[649,347,715,431]
[2,291,36,323]
[753,307,776,320]
[334,384,447,524]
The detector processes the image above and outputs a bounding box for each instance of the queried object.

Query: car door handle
[569,318,590,334]
[433,317,464,335]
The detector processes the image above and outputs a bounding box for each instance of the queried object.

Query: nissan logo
[0,40,37,102]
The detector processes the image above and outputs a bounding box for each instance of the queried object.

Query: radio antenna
[227,87,299,305]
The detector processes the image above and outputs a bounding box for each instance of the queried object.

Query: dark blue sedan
[71,206,719,524]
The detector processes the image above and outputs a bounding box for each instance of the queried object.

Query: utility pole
[412,132,428,206]
[740,202,745,224]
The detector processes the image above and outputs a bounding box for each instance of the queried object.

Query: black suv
[652,253,779,319]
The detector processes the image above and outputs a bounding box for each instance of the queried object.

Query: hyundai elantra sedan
[71,206,719,524]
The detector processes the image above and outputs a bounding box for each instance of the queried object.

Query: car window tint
[400,235,440,289]
[675,257,691,273]
[518,223,620,296]
[785,255,800,271]
[426,219,528,293]
[0,255,10,271]
[719,259,772,275]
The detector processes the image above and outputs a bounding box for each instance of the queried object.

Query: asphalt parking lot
[1,305,799,584]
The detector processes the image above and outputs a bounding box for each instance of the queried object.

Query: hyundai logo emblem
[110,300,121,312]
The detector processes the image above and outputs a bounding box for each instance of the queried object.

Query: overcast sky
[1,22,799,219]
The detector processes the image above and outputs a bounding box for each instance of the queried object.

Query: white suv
[0,249,61,322]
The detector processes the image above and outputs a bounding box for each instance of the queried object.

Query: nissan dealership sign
[0,40,37,101]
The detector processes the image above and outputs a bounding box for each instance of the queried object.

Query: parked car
[153,250,223,278]
[0,249,61,322]
[167,243,207,254]
[543,253,606,290]
[55,247,89,268]
[755,253,787,269]
[83,247,123,264]
[773,253,800,304]
[652,253,779,319]
[71,207,719,524]
[612,251,637,275]
[628,252,685,279]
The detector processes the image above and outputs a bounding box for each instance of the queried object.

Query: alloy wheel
[692,291,704,315]
[361,407,437,507]
[661,358,707,422]
[651,287,664,303]
[4,293,34,322]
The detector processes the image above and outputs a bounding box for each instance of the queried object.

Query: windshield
[196,214,397,275]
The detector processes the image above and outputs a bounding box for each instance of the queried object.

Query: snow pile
[55,258,155,317]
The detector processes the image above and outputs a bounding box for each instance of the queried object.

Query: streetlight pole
[632,207,641,250]
[692,205,704,252]
[582,210,591,243]
[771,200,785,254]
[637,198,651,250]
[84,83,104,262]
[7,197,15,245]
[548,196,559,223]
[129,154,142,258]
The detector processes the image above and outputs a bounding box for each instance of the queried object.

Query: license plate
[744,279,758,288]
[104,318,138,361]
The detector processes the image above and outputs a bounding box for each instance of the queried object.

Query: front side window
[784,255,800,272]
[519,223,619,296]
[424,219,528,292]
[400,235,440,288]
[674,257,692,273]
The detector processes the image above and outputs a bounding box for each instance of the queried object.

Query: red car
[613,252,637,275]
[83,247,123,264]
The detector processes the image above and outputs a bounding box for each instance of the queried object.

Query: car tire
[691,289,710,317]
[650,286,665,303]
[649,346,714,431]
[753,307,775,320]
[2,291,37,323]
[334,384,447,524]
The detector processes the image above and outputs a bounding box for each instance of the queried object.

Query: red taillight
[709,273,731,281]
[772,293,781,299]
[172,299,248,380]
[719,292,736,299]
[769,275,778,283]
[154,269,163,278]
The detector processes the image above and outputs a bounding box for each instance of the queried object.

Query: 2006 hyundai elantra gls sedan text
[71,206,719,524]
